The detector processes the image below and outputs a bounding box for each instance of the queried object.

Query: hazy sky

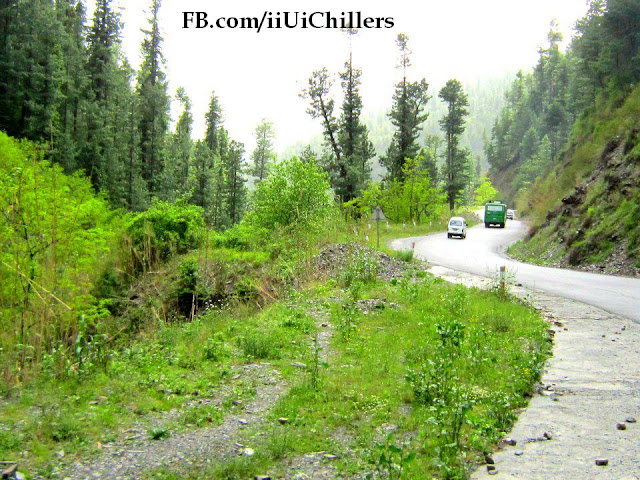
[103,0,589,154]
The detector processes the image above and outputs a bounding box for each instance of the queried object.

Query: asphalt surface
[390,217,640,322]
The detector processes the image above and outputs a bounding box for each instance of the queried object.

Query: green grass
[151,275,550,479]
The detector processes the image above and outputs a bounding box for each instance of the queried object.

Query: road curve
[390,217,640,322]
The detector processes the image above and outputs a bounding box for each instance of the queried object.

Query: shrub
[243,157,335,235]
[125,200,205,273]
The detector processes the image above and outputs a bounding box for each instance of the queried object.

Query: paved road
[390,217,640,322]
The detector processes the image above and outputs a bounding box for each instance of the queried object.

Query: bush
[125,200,205,273]
[243,157,335,235]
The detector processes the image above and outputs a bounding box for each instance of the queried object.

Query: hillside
[485,0,640,276]
[510,86,640,276]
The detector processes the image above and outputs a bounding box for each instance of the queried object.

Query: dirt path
[428,266,640,480]
[55,363,286,480]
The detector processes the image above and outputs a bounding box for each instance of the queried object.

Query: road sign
[371,206,386,248]
[371,206,386,222]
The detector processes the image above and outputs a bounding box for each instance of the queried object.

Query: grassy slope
[508,86,640,272]
[151,276,549,480]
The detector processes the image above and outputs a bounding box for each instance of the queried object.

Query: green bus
[484,201,507,228]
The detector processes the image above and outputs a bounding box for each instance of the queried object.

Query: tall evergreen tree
[383,34,430,181]
[336,28,375,201]
[225,139,247,225]
[164,86,193,200]
[204,92,223,154]
[136,0,170,196]
[439,79,471,211]
[251,119,275,181]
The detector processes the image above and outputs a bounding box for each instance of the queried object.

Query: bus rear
[484,202,507,228]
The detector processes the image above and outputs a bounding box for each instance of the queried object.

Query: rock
[486,465,496,472]
[595,458,609,466]
[488,470,499,476]
[484,455,495,465]
[254,476,270,480]
[324,453,338,460]
[292,362,307,368]
[543,432,553,440]
[234,443,244,448]
[55,450,65,458]
[244,447,255,456]
[293,474,310,480]
[515,450,524,456]
[232,399,243,406]
[626,417,636,423]
[616,422,627,430]
[278,417,289,425]
[238,418,249,425]
[502,438,517,446]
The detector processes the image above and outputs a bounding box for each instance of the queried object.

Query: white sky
[104,0,589,154]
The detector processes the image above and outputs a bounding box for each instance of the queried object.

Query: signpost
[371,206,387,248]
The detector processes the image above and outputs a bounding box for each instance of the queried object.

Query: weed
[202,333,230,361]
[367,434,416,480]
[148,427,170,440]
[393,249,414,262]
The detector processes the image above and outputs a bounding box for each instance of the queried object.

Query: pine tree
[54,0,87,173]
[251,119,275,181]
[137,0,170,196]
[225,139,247,225]
[439,79,471,210]
[383,34,430,181]
[337,28,375,201]
[204,92,223,154]
[164,87,193,200]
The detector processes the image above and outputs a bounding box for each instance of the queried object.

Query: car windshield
[449,220,462,226]
[487,205,504,212]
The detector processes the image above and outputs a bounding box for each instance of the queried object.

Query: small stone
[254,476,270,480]
[292,362,307,368]
[484,455,495,465]
[278,417,289,425]
[502,438,517,446]
[595,458,609,466]
[238,418,248,425]
[616,423,627,430]
[515,450,524,456]
[488,470,499,476]
[601,334,606,338]
[55,450,65,458]
[487,464,496,472]
[234,443,244,448]
[232,399,243,406]
[244,447,255,457]
[626,417,636,423]
[543,432,553,440]
[324,453,338,459]
[321,323,329,327]
[293,474,310,480]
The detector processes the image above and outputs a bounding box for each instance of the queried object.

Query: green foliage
[368,434,416,480]
[244,156,335,235]
[0,133,120,380]
[473,177,499,206]
[383,34,431,181]
[347,156,446,224]
[440,79,472,210]
[124,200,204,273]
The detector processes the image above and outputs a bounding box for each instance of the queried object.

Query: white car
[447,217,467,239]
[506,209,516,220]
